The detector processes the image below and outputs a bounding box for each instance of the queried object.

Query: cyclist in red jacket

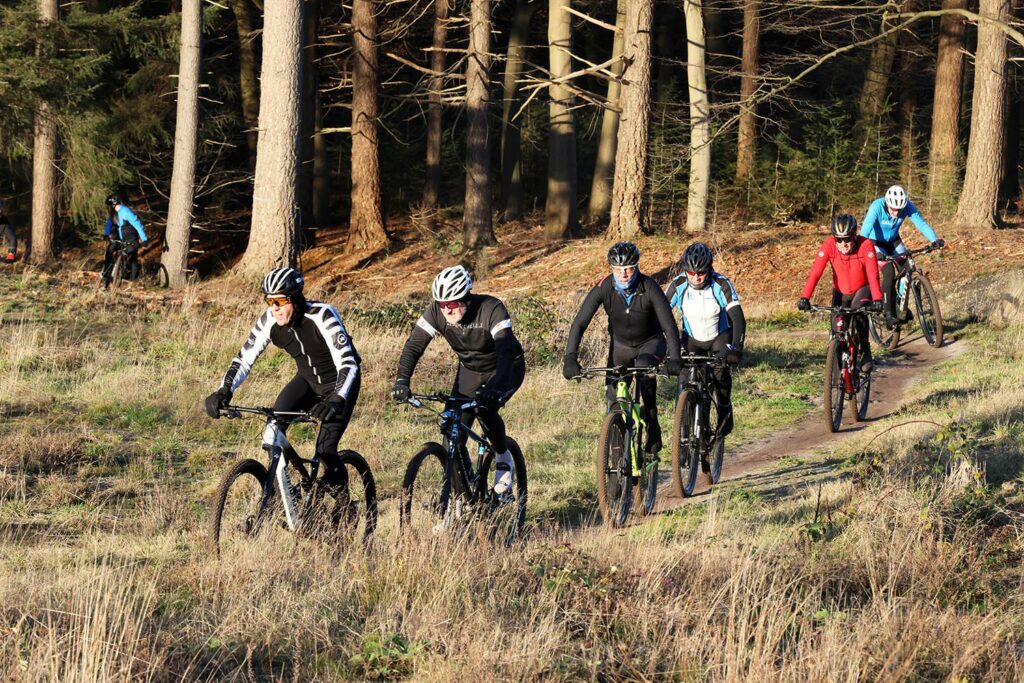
[797,215,883,374]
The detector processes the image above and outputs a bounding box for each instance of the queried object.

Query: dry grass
[1,267,1023,681]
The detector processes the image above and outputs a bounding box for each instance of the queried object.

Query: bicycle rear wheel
[912,272,943,348]
[596,411,633,527]
[636,449,658,515]
[671,389,700,497]
[209,458,271,557]
[400,442,450,536]
[823,338,845,433]
[479,437,528,545]
[869,313,900,351]
[152,262,170,289]
[111,254,124,289]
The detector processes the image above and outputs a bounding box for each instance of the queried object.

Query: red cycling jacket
[800,235,883,301]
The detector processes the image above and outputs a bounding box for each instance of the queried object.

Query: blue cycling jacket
[104,205,148,243]
[860,197,937,251]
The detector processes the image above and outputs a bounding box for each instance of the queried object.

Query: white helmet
[261,267,304,296]
[884,185,908,211]
[432,265,473,302]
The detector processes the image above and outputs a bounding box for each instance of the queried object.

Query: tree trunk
[684,0,710,233]
[607,0,654,239]
[926,0,966,213]
[30,0,59,265]
[897,0,919,186]
[735,0,759,182]
[422,0,451,214]
[235,0,303,276]
[544,0,577,239]
[499,0,535,222]
[463,0,495,250]
[230,0,260,173]
[586,0,626,224]
[953,0,1009,228]
[163,0,202,289]
[856,8,899,144]
[347,0,387,253]
[298,0,321,241]
[313,89,330,228]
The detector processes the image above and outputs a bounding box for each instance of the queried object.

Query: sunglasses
[686,270,708,277]
[835,237,854,244]
[438,300,464,311]
[265,295,291,308]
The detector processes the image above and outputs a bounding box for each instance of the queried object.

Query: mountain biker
[0,200,15,263]
[562,242,682,456]
[665,242,746,437]
[390,265,527,495]
[204,268,361,488]
[860,185,945,327]
[798,214,883,374]
[102,194,149,284]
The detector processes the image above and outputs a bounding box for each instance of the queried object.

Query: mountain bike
[869,245,943,350]
[575,366,666,527]
[99,239,169,290]
[671,353,728,497]
[208,405,377,556]
[807,305,872,433]
[399,393,527,545]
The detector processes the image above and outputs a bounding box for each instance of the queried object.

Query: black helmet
[682,242,713,273]
[607,241,640,267]
[105,194,121,207]
[831,214,858,239]
[261,267,304,296]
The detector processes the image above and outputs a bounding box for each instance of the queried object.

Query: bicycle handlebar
[405,393,480,411]
[807,304,868,315]
[878,244,943,263]
[220,405,315,422]
[573,365,671,381]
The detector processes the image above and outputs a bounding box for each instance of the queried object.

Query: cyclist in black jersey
[390,265,527,495]
[204,268,361,486]
[562,242,682,454]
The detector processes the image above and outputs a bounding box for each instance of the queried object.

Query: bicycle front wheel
[209,459,270,557]
[707,397,727,485]
[152,262,170,289]
[912,272,943,348]
[400,442,450,536]
[869,313,900,351]
[111,254,124,289]
[823,338,845,433]
[596,411,633,527]
[671,389,700,497]
[479,437,528,545]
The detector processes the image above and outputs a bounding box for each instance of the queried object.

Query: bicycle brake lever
[407,397,423,409]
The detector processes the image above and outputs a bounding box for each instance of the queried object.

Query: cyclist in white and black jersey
[665,242,746,436]
[390,265,527,495]
[205,268,361,484]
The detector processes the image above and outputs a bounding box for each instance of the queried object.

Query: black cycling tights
[451,359,526,454]
[272,373,361,480]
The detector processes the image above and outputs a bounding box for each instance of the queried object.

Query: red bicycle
[808,304,872,433]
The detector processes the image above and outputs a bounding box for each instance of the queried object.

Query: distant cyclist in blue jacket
[102,193,149,284]
[860,185,945,326]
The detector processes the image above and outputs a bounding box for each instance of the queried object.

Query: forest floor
[2,222,1024,680]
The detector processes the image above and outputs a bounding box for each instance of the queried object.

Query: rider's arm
[650,283,681,360]
[859,199,883,240]
[904,200,938,243]
[221,310,275,392]
[859,240,883,301]
[103,217,114,239]
[120,206,148,243]
[717,276,746,350]
[486,301,519,391]
[799,240,832,300]
[315,304,360,400]
[395,306,439,382]
[564,280,606,356]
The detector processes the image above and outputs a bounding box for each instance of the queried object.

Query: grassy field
[1,264,1023,680]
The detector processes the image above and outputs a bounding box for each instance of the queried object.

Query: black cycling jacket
[565,273,681,357]
[396,294,524,391]
[221,301,360,399]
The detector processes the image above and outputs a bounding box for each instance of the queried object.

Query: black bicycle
[99,239,170,290]
[209,405,377,556]
[807,305,872,433]
[575,366,666,527]
[869,245,943,350]
[671,354,728,497]
[399,393,527,545]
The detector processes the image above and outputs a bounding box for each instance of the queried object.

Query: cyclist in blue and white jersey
[860,185,944,326]
[665,242,746,436]
[102,194,149,283]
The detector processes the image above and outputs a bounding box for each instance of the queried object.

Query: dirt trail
[653,333,965,512]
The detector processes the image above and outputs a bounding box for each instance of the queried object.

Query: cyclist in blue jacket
[665,242,746,437]
[102,194,149,283]
[860,185,944,326]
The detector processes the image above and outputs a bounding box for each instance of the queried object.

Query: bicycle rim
[852,367,871,421]
[111,256,124,289]
[479,437,528,545]
[913,273,943,348]
[209,459,272,557]
[154,263,170,289]
[823,338,844,433]
[671,389,700,497]
[707,399,726,485]
[400,442,450,537]
[869,313,898,350]
[596,412,632,527]
[635,450,658,515]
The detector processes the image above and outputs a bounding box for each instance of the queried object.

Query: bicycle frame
[407,394,493,503]
[879,245,938,318]
[581,366,661,477]
[810,305,865,394]
[678,354,724,449]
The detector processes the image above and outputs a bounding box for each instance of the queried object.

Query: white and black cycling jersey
[221,301,360,399]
